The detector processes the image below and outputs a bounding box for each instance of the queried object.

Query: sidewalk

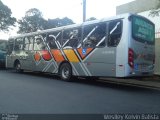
[100,75,160,90]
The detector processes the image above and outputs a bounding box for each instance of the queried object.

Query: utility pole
[83,0,86,22]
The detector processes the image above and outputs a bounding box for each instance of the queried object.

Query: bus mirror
[7,48,12,55]
[128,15,133,21]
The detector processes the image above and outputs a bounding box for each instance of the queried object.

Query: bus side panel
[83,63,116,77]
[31,50,58,73]
[82,47,116,77]
[6,55,14,68]
[44,61,58,73]
[71,62,88,76]
[6,54,20,69]
[116,18,129,77]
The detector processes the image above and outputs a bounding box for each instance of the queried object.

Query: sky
[1,0,135,39]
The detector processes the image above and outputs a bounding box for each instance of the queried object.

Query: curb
[99,77,160,90]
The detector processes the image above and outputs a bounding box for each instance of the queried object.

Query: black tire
[59,63,72,81]
[15,61,23,73]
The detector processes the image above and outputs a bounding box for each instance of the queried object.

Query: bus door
[34,35,52,72]
[6,39,14,68]
[11,38,26,69]
[46,31,63,73]
[22,37,35,71]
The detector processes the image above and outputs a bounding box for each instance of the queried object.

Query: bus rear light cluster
[128,48,134,69]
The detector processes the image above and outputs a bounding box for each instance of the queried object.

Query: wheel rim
[16,63,21,71]
[62,66,70,79]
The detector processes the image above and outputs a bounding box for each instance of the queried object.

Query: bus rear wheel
[15,61,23,73]
[59,63,72,82]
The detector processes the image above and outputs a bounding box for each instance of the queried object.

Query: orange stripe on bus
[34,52,41,62]
[77,48,93,59]
[41,50,52,61]
[51,49,65,62]
[63,49,79,62]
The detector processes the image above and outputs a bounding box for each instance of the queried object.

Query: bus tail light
[128,48,134,69]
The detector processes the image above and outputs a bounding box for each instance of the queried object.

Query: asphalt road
[0,69,160,114]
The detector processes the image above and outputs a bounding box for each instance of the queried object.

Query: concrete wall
[155,38,160,75]
[116,0,160,15]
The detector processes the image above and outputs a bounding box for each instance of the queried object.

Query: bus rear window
[132,16,155,44]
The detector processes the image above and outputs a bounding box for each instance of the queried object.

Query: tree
[18,8,75,33]
[46,17,74,29]
[86,17,97,21]
[0,0,16,31]
[17,8,47,34]
[149,0,160,17]
[60,17,74,26]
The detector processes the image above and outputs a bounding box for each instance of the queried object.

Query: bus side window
[46,32,59,49]
[28,37,34,50]
[24,37,30,51]
[82,25,95,48]
[82,23,106,48]
[56,31,62,47]
[34,35,46,50]
[15,38,23,51]
[24,37,34,51]
[62,28,81,49]
[90,23,106,47]
[7,39,14,55]
[108,20,122,47]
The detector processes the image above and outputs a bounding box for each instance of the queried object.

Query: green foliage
[46,17,74,29]
[149,0,160,17]
[17,8,75,34]
[0,0,16,31]
[17,8,47,34]
[86,17,97,21]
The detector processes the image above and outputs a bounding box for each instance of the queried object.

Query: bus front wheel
[15,61,23,73]
[59,63,72,82]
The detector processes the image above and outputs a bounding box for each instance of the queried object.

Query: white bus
[6,13,155,81]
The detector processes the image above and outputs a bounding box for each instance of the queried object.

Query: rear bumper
[123,64,155,77]
[127,70,154,77]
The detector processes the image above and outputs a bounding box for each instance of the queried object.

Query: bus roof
[9,13,143,39]
[0,39,7,42]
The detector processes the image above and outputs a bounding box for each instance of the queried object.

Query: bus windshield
[132,16,155,44]
[0,40,7,51]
